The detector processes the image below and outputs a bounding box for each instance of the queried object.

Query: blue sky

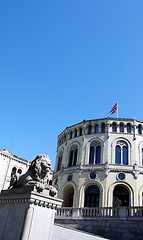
[0,0,143,168]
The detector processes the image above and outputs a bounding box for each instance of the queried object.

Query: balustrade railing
[55,206,143,220]
[56,207,73,217]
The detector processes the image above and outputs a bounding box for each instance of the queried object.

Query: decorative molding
[117,140,127,147]
[0,196,61,209]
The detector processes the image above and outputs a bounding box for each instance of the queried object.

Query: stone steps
[52,224,108,240]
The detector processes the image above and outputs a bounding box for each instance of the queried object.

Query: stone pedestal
[0,186,62,240]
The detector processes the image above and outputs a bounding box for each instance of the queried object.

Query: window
[113,185,129,207]
[115,146,121,164]
[117,173,126,180]
[57,151,63,171]
[89,141,101,164]
[58,139,61,146]
[11,167,22,176]
[94,124,99,133]
[67,174,73,181]
[142,148,143,166]
[96,146,101,164]
[68,145,78,167]
[64,135,66,142]
[119,123,124,132]
[112,122,117,132]
[74,129,77,137]
[9,167,22,189]
[115,140,128,165]
[127,123,131,133]
[101,123,105,133]
[79,127,82,136]
[89,146,94,164]
[63,185,74,207]
[84,185,100,207]
[138,124,142,134]
[88,125,92,134]
[69,131,73,139]
[123,146,128,165]
[89,172,97,180]
[17,169,22,174]
[11,167,16,177]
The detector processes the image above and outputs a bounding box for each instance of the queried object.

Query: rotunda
[53,117,143,208]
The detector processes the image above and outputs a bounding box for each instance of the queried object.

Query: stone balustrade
[55,206,143,220]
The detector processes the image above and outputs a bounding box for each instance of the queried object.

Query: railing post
[72,208,80,218]
[119,207,127,220]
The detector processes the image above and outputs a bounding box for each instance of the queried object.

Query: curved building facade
[53,117,143,208]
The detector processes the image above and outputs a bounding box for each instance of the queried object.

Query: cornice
[0,187,63,209]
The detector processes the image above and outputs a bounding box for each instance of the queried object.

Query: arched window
[69,131,73,139]
[89,141,101,164]
[113,185,130,207]
[17,169,22,174]
[61,137,64,144]
[123,146,128,165]
[112,122,117,132]
[127,123,131,133]
[94,124,99,133]
[141,148,143,166]
[101,123,105,133]
[115,146,121,164]
[79,127,82,136]
[58,139,61,147]
[57,151,63,171]
[138,124,142,134]
[11,167,16,177]
[89,146,94,164]
[74,129,77,137]
[119,123,124,132]
[68,145,78,167]
[115,140,128,165]
[84,185,100,207]
[96,146,101,164]
[63,185,74,207]
[88,125,92,134]
[64,134,66,142]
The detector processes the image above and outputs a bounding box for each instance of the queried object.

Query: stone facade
[0,149,30,190]
[53,117,143,208]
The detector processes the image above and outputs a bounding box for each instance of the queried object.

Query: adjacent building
[0,149,29,190]
[53,117,143,208]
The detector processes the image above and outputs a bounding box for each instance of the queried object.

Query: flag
[109,102,118,114]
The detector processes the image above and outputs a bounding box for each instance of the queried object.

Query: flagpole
[117,102,118,118]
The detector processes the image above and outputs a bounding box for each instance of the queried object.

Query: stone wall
[55,219,143,240]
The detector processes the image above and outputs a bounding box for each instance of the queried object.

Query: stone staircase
[52,224,108,240]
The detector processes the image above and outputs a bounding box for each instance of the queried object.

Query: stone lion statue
[9,154,57,196]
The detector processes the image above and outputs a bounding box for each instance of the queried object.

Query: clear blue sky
[0,0,143,168]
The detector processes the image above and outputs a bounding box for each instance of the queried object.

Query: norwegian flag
[109,102,118,114]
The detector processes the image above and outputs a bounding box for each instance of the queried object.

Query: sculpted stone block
[0,186,62,240]
[9,154,57,196]
[0,154,62,240]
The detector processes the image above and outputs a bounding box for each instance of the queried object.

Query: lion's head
[29,154,52,181]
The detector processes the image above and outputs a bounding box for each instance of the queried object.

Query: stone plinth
[0,186,63,240]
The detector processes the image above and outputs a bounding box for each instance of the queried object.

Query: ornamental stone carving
[8,154,57,196]
[90,140,100,147]
[117,140,127,147]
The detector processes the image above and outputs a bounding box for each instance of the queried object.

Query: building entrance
[84,185,100,207]
[113,185,129,207]
[63,185,74,207]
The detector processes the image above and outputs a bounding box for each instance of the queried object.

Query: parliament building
[1,117,143,209]
[53,117,143,208]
